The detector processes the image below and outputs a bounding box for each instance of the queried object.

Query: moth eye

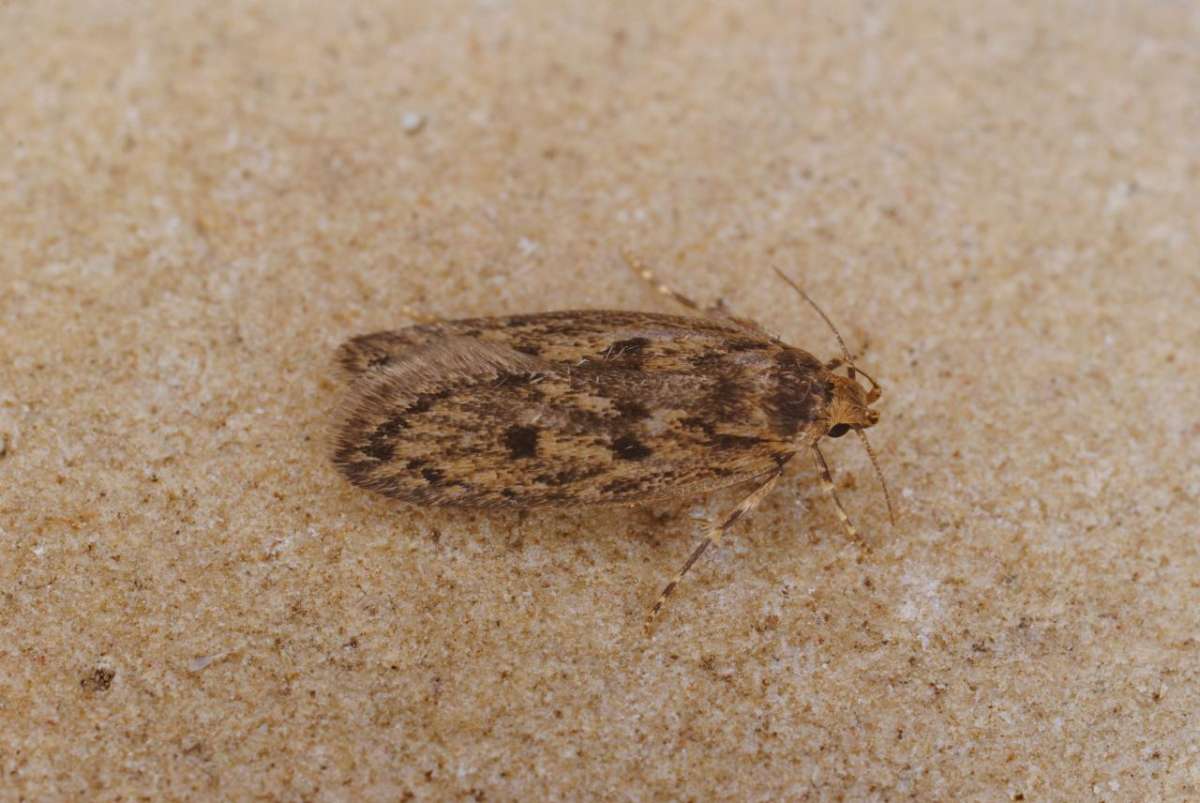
[827,424,850,438]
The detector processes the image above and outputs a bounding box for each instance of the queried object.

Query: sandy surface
[2,1,1198,800]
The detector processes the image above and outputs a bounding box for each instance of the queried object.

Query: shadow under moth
[332,256,894,632]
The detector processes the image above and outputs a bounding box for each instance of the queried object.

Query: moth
[332,256,894,631]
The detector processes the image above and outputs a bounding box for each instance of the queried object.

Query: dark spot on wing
[612,434,652,460]
[362,440,394,461]
[503,425,539,459]
[727,338,771,351]
[707,376,747,414]
[364,415,407,462]
[421,467,445,485]
[613,399,650,421]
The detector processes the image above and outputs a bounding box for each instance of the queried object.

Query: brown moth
[332,257,893,631]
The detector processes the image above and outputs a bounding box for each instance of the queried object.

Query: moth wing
[331,312,815,508]
[333,335,550,489]
[336,311,770,381]
[333,349,794,509]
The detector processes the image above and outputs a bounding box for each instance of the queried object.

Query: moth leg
[400,305,442,326]
[810,444,862,543]
[621,250,773,339]
[621,249,707,314]
[645,470,783,634]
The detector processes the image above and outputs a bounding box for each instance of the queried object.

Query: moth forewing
[333,311,818,508]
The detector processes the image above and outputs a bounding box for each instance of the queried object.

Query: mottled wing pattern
[333,311,830,507]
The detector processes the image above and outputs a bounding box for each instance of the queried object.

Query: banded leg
[621,249,708,314]
[810,444,862,542]
[400,305,443,326]
[645,470,783,634]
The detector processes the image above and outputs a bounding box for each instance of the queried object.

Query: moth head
[770,266,897,526]
[820,365,894,526]
[825,372,880,438]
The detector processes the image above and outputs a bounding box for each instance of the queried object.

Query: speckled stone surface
[2,1,1197,800]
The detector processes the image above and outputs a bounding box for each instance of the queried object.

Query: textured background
[2,1,1198,800]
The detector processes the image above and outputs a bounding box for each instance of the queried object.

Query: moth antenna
[771,267,854,365]
[645,469,784,634]
[851,365,883,399]
[771,267,882,397]
[810,445,862,543]
[854,429,897,526]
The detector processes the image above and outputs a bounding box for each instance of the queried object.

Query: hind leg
[621,250,765,333]
[644,468,784,634]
